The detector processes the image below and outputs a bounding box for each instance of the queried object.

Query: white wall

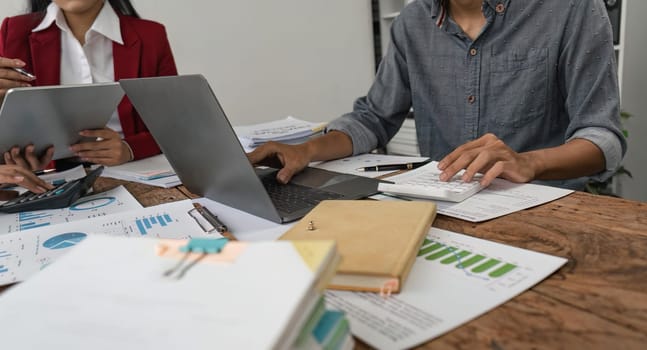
[0,0,376,125]
[618,0,647,202]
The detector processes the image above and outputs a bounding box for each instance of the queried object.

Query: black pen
[193,203,236,240]
[356,159,431,172]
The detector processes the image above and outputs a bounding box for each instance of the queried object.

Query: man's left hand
[437,133,539,187]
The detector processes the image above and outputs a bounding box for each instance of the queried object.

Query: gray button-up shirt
[328,0,626,189]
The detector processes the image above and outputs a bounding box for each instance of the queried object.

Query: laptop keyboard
[261,176,343,213]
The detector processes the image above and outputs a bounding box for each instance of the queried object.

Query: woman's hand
[69,128,133,166]
[4,145,54,171]
[0,57,35,100]
[0,164,53,200]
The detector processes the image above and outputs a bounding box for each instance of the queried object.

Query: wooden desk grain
[3,179,646,349]
[359,191,647,349]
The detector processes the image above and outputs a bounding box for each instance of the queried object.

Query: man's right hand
[247,130,354,184]
[247,141,312,184]
[0,57,35,99]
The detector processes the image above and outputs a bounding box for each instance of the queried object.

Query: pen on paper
[193,203,236,240]
[11,67,36,80]
[356,160,431,172]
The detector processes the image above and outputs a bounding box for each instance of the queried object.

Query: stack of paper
[297,308,354,350]
[100,154,181,188]
[234,116,326,148]
[0,236,344,349]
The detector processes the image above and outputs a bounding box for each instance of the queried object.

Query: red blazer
[0,13,178,160]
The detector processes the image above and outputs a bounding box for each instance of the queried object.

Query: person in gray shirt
[248,0,626,190]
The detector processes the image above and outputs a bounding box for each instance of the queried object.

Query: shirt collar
[429,0,512,21]
[32,1,123,45]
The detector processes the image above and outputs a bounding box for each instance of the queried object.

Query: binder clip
[161,238,229,279]
[380,279,399,298]
[189,203,236,240]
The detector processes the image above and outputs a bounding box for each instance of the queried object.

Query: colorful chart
[417,238,517,279]
[70,197,117,211]
[135,214,174,235]
[42,232,88,250]
[18,212,53,230]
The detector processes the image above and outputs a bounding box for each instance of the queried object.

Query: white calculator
[378,162,484,202]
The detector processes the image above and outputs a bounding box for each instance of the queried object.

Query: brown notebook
[280,200,437,294]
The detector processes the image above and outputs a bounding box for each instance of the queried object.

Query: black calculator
[0,166,104,213]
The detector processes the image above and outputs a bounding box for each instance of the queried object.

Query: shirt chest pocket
[487,48,549,130]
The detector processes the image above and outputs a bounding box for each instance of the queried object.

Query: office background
[1,0,645,202]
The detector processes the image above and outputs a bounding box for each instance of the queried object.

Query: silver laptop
[120,74,380,223]
[0,83,124,161]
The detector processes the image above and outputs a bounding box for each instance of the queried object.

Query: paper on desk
[0,199,216,286]
[39,164,88,184]
[374,178,573,222]
[0,185,142,234]
[0,236,328,349]
[326,227,567,349]
[192,197,292,241]
[100,154,181,188]
[233,116,326,148]
[312,153,429,178]
[0,165,89,197]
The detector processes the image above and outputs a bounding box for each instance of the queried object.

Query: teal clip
[164,238,229,279]
[180,238,229,254]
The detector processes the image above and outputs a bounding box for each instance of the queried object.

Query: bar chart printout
[0,186,142,234]
[325,228,567,350]
[135,214,174,235]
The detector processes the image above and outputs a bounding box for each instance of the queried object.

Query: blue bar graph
[136,220,147,235]
[0,265,7,273]
[135,214,174,235]
[19,222,51,230]
[0,251,10,258]
[19,212,53,221]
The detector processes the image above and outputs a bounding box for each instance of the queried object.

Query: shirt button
[469,48,478,56]
[495,3,505,13]
[467,95,476,104]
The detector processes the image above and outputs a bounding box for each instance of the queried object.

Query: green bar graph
[425,247,457,260]
[489,263,517,277]
[418,242,444,257]
[456,254,486,269]
[417,239,518,278]
[440,250,471,264]
[472,259,501,273]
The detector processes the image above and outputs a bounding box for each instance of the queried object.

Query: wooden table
[3,178,646,349]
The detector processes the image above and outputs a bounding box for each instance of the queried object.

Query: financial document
[99,155,181,188]
[374,177,572,222]
[312,154,429,178]
[234,116,326,149]
[0,185,142,234]
[0,200,213,286]
[325,228,567,349]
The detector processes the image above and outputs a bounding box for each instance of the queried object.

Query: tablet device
[0,83,124,161]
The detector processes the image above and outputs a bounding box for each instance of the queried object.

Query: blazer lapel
[113,17,142,135]
[113,17,141,81]
[29,26,61,85]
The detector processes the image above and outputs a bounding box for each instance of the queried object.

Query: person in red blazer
[0,0,177,169]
